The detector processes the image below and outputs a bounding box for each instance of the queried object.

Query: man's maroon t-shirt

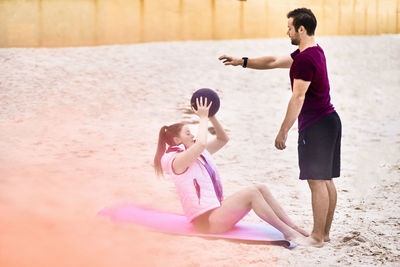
[290,45,335,132]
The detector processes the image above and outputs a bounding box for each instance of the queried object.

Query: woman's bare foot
[292,225,310,237]
[284,230,309,246]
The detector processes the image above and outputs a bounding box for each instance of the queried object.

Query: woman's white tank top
[161,144,223,222]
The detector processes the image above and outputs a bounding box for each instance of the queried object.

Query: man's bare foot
[302,236,324,248]
[285,231,324,247]
[324,234,330,242]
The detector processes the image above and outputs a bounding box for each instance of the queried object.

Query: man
[218,8,342,248]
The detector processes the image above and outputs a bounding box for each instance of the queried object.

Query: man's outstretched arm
[219,55,293,69]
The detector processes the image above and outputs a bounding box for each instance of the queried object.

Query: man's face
[287,17,300,45]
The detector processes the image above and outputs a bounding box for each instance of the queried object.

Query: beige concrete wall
[0,0,399,47]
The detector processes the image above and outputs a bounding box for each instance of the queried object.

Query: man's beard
[291,37,300,45]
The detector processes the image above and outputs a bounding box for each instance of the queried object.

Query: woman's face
[177,125,195,148]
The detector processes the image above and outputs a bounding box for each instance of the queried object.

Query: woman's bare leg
[255,184,309,237]
[207,186,306,243]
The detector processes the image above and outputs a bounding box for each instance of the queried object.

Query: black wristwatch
[242,57,248,68]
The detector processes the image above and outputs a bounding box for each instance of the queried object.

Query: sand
[0,35,399,266]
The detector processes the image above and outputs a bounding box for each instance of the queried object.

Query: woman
[154,97,308,244]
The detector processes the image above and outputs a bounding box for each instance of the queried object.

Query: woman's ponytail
[153,123,184,176]
[154,126,168,176]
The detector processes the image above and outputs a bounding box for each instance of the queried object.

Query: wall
[0,0,399,47]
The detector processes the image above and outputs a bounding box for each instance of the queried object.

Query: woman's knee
[255,184,271,194]
[244,185,261,198]
[240,185,266,203]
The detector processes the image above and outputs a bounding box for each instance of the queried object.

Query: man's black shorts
[298,111,342,180]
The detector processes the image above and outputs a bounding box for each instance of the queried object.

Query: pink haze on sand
[98,204,297,248]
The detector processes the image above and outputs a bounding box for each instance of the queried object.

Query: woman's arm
[206,116,229,154]
[173,97,211,174]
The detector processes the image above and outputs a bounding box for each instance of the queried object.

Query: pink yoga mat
[98,204,296,249]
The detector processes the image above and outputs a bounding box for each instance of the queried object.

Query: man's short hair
[287,8,317,36]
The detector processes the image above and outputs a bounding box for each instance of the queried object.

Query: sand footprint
[341,231,367,247]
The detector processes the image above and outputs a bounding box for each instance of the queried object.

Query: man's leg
[303,180,329,247]
[324,180,337,241]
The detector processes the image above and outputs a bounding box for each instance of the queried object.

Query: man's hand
[218,55,243,66]
[275,130,288,150]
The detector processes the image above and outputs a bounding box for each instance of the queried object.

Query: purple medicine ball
[191,88,220,117]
